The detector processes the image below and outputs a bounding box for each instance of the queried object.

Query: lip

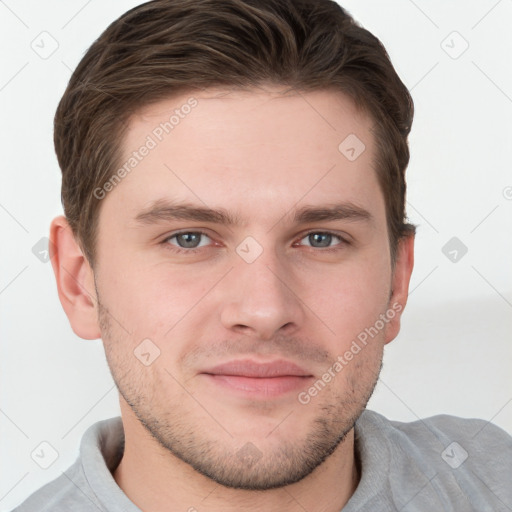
[201,359,313,398]
[203,359,312,378]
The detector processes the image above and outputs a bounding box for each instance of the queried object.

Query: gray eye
[307,233,333,248]
[175,232,203,248]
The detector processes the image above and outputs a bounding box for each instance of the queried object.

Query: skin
[50,86,414,512]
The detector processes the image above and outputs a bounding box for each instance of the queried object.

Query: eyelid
[160,228,350,254]
[295,230,349,248]
[162,229,214,251]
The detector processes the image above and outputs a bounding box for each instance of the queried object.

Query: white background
[1,0,511,509]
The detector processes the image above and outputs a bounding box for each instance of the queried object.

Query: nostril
[233,324,251,332]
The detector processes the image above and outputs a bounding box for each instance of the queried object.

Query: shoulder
[351,410,512,509]
[11,417,126,512]
[358,409,512,466]
[359,409,512,449]
[391,410,510,458]
[11,461,102,512]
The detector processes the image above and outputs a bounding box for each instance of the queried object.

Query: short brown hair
[54,0,415,266]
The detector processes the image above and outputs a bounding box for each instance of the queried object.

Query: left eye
[166,232,212,249]
[299,232,343,248]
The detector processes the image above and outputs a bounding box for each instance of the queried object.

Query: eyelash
[161,230,349,255]
[162,230,213,255]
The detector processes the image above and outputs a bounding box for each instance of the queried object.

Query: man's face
[92,87,405,489]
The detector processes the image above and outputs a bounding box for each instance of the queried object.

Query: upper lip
[203,359,312,378]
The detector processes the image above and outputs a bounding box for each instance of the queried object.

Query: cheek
[97,255,224,342]
[301,255,391,339]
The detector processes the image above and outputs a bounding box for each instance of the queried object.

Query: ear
[384,234,415,344]
[50,216,101,340]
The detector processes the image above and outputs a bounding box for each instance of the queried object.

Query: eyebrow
[134,199,242,226]
[293,203,372,224]
[133,199,373,227]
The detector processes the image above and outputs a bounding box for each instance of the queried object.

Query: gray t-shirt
[12,410,512,511]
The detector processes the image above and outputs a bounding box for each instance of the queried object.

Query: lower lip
[203,374,312,398]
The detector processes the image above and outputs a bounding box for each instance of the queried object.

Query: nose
[219,249,305,341]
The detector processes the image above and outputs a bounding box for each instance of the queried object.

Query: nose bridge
[219,242,304,339]
[239,251,287,303]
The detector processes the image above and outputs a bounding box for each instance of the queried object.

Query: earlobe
[384,234,415,344]
[50,216,101,340]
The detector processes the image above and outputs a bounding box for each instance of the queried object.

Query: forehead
[101,86,384,229]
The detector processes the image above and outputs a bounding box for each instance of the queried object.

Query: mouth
[201,359,314,398]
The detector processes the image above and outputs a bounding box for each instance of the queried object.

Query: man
[13,0,512,510]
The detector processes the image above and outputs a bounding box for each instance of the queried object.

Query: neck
[113,404,359,512]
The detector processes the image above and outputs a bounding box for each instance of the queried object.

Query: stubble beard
[98,300,383,490]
